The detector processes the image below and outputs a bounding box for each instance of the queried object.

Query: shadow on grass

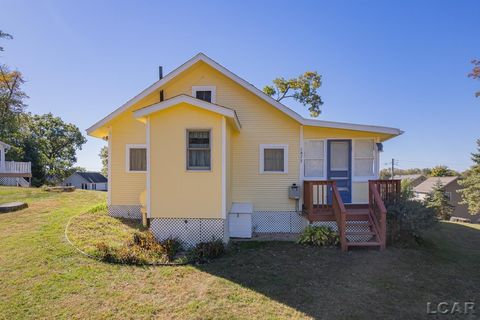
[194,222,480,319]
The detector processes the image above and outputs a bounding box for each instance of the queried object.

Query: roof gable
[87,53,403,138]
[76,172,108,183]
[134,95,241,130]
[413,176,458,194]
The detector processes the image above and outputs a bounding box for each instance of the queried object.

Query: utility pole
[391,158,395,180]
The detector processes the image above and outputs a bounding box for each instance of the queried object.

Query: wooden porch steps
[345,241,381,247]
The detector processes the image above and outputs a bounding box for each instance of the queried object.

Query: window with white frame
[192,86,216,103]
[353,139,375,177]
[126,144,147,172]
[304,140,325,178]
[260,144,288,173]
[187,130,211,170]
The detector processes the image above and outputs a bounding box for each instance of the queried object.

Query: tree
[458,139,480,214]
[469,59,480,98]
[429,165,458,177]
[0,65,28,140]
[28,113,87,184]
[263,71,323,117]
[425,181,454,220]
[0,30,13,52]
[99,146,108,177]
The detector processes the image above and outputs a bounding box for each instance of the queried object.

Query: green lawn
[0,187,479,319]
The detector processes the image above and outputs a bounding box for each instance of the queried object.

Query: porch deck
[302,180,401,251]
[0,161,32,178]
[0,161,32,187]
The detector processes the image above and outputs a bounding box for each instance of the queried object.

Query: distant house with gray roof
[413,176,479,223]
[62,172,107,191]
[393,174,426,187]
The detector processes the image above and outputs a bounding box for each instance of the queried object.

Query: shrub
[189,239,225,263]
[386,198,437,246]
[95,232,182,265]
[297,225,339,247]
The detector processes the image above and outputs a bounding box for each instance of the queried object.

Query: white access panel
[229,202,253,238]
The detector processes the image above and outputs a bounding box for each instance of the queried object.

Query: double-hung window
[260,144,288,173]
[187,130,211,170]
[353,139,375,177]
[126,144,147,172]
[304,140,325,178]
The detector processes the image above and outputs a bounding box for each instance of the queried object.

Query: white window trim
[186,129,213,172]
[303,139,327,180]
[352,138,377,182]
[192,86,217,104]
[259,144,288,174]
[125,144,147,173]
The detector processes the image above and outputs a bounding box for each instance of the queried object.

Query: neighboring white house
[62,172,108,191]
[0,140,31,187]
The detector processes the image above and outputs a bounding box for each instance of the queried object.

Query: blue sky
[1,0,479,172]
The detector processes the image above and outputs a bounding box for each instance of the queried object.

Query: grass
[0,186,479,319]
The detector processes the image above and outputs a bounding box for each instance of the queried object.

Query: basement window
[192,86,216,103]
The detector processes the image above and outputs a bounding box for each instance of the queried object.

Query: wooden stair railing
[367,180,400,250]
[331,182,347,251]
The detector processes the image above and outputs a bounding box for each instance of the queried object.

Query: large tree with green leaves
[28,113,87,184]
[263,71,323,117]
[425,181,454,220]
[458,139,480,214]
[429,165,458,177]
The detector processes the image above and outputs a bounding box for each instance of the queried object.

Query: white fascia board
[301,118,403,136]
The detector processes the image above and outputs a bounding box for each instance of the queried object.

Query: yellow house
[87,53,402,250]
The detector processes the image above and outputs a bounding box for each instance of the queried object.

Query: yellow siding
[352,182,369,203]
[149,103,223,219]
[109,111,147,205]
[156,61,301,211]
[304,126,385,140]
[105,60,387,211]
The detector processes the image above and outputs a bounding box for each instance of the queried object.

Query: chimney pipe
[159,66,163,80]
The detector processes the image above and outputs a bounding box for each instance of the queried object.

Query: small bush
[160,237,183,260]
[386,198,437,247]
[297,225,339,247]
[189,239,225,263]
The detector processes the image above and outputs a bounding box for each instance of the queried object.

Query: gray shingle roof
[413,176,458,194]
[76,172,107,183]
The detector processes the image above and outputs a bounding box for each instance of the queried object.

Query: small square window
[195,91,212,103]
[260,144,288,173]
[187,130,211,170]
[126,145,147,172]
[192,86,216,103]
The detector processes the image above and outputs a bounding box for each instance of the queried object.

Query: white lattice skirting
[252,211,338,234]
[150,218,226,248]
[108,205,142,219]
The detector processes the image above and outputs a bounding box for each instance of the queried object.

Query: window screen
[187,130,211,170]
[195,91,212,103]
[304,140,325,177]
[354,140,375,176]
[129,148,147,171]
[330,141,349,171]
[264,148,285,172]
